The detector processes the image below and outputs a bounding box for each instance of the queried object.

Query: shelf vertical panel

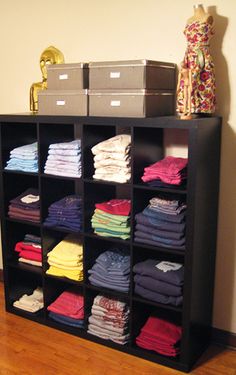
[181,117,221,368]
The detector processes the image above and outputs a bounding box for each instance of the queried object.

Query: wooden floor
[0,283,235,375]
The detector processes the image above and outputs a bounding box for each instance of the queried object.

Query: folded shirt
[142,156,188,185]
[13,287,44,313]
[91,134,131,154]
[10,188,40,210]
[48,311,84,327]
[47,288,84,319]
[133,259,184,286]
[95,199,131,216]
[49,139,81,150]
[134,283,183,306]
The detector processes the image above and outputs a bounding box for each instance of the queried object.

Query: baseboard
[0,269,3,282]
[212,327,236,349]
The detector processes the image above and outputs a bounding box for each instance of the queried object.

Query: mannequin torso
[187,4,213,25]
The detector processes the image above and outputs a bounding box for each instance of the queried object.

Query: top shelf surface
[0,113,222,130]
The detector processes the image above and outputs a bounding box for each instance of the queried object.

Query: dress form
[176,4,216,118]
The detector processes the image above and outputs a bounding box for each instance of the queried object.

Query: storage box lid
[88,89,174,96]
[47,63,88,71]
[38,89,88,96]
[89,59,176,69]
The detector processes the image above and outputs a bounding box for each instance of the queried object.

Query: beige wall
[0,0,235,333]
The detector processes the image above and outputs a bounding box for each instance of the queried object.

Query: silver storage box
[89,60,176,90]
[47,63,88,90]
[38,89,88,115]
[88,89,175,117]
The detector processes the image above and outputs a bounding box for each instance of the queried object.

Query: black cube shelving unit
[0,113,221,372]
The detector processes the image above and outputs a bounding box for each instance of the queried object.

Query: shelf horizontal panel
[132,240,185,256]
[85,283,131,300]
[128,345,184,370]
[132,295,182,313]
[45,318,87,337]
[83,178,131,187]
[6,306,45,323]
[5,217,41,227]
[85,331,131,351]
[42,224,83,235]
[44,273,84,286]
[133,183,187,195]
[40,173,82,181]
[7,260,42,275]
[84,232,131,245]
[2,170,38,177]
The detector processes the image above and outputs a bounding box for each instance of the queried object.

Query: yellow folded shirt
[47,234,83,261]
[48,259,83,271]
[48,255,83,266]
[46,265,83,281]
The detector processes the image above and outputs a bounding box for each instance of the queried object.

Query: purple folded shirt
[135,212,185,233]
[10,188,40,209]
[133,259,184,286]
[134,284,183,306]
[134,274,182,296]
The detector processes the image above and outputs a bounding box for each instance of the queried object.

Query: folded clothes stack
[133,259,184,306]
[44,195,82,232]
[13,287,44,313]
[88,249,130,292]
[46,234,83,281]
[47,287,84,328]
[44,139,81,178]
[141,156,188,188]
[5,142,38,173]
[134,196,186,250]
[136,315,182,357]
[91,199,131,240]
[14,234,42,267]
[91,134,131,183]
[87,294,130,345]
[8,188,40,223]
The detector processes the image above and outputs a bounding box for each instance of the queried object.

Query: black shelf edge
[0,113,221,130]
[132,295,182,313]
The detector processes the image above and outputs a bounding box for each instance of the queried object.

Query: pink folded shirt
[142,156,188,184]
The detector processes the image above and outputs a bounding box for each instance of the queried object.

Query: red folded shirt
[47,290,84,319]
[95,199,131,216]
[17,250,42,262]
[141,316,182,345]
[15,242,42,254]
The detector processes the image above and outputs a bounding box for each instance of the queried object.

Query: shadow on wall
[208,6,236,332]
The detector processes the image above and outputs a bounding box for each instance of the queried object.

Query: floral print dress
[176,20,216,114]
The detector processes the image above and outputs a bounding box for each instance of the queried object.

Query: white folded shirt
[91,134,131,155]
